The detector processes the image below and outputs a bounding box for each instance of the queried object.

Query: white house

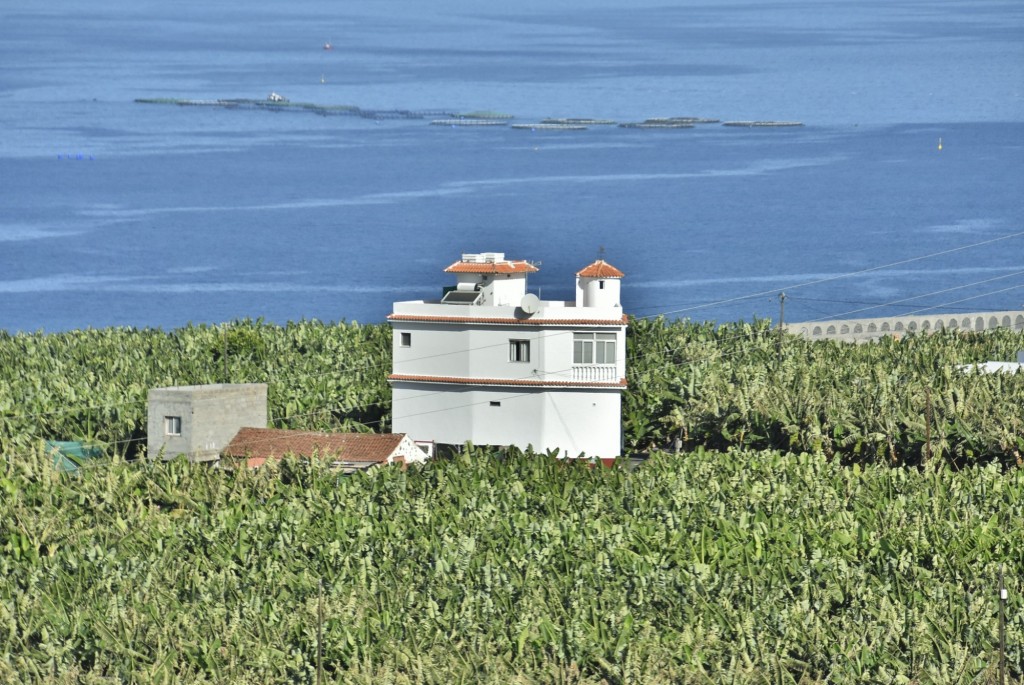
[389,252,627,458]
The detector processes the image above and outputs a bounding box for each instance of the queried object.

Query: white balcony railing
[571,365,619,383]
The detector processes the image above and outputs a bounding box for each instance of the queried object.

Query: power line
[900,284,1024,318]
[644,230,1024,319]
[15,315,1023,471]
[7,232,1024,470]
[4,274,1022,430]
[788,295,1020,313]
[37,277,1024,457]
[787,269,1024,324]
[5,232,1024,445]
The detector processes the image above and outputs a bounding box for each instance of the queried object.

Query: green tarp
[45,441,104,472]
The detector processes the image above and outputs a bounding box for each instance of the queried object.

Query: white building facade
[389,252,627,458]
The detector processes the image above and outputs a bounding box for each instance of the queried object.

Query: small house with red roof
[222,427,426,472]
[146,383,429,470]
[389,252,627,458]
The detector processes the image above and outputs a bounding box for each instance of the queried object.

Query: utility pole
[999,564,1006,685]
[924,388,933,463]
[776,292,786,365]
[317,578,324,685]
[222,324,228,382]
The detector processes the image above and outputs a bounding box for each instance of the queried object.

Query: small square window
[164,416,182,436]
[400,332,412,347]
[509,339,530,362]
[490,401,501,407]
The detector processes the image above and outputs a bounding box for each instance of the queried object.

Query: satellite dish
[520,293,540,315]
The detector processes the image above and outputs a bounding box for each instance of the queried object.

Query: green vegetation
[1,446,1021,683]
[1,318,1022,682]
[625,317,1024,467]
[2,317,1021,466]
[0,319,391,457]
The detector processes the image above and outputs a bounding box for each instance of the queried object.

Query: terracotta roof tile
[223,428,406,467]
[445,260,539,274]
[576,260,624,278]
[387,314,628,326]
[389,373,627,388]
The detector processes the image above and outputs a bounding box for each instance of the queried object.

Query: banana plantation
[1,445,1021,683]
[1,317,1021,466]
[0,320,392,458]
[1,318,1022,682]
[624,317,1024,467]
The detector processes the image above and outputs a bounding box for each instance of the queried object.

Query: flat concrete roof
[148,383,267,395]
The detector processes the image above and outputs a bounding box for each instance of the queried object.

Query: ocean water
[2,0,1022,332]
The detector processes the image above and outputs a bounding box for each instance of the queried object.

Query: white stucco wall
[393,323,626,383]
[392,383,622,458]
[392,306,626,383]
[485,274,528,306]
[785,310,1024,342]
[576,277,621,308]
[390,434,430,464]
[390,281,627,459]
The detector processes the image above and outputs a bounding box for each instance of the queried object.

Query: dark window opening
[509,339,530,362]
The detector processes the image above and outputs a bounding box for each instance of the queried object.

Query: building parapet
[389,300,626,326]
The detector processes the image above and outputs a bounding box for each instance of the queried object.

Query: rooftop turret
[576,259,624,308]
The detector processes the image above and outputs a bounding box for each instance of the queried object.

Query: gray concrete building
[147,383,267,462]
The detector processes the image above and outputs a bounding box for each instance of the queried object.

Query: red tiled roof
[389,373,627,388]
[576,260,624,278]
[223,428,406,467]
[445,260,539,274]
[387,314,628,326]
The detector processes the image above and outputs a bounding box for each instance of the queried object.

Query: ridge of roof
[576,259,625,278]
[444,259,539,274]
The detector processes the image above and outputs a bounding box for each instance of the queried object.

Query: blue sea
[2,0,1022,332]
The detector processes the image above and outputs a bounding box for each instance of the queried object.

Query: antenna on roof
[597,245,606,260]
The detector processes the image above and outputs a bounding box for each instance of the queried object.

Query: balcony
[571,365,619,383]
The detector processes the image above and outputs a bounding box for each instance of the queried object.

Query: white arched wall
[786,310,1024,341]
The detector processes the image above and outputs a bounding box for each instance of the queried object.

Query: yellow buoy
[938,137,943,151]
